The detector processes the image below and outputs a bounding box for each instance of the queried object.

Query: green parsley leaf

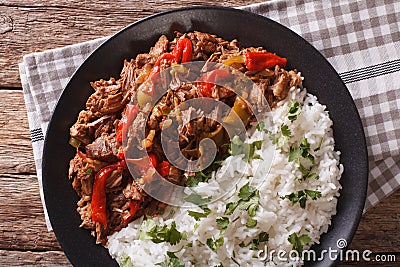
[216,217,229,233]
[156,258,185,267]
[224,201,239,215]
[314,138,323,152]
[120,254,134,267]
[282,189,321,209]
[186,172,203,187]
[281,124,291,137]
[288,100,302,122]
[258,232,269,243]
[187,208,211,221]
[307,173,319,180]
[231,256,241,266]
[246,218,257,228]
[289,147,303,162]
[296,164,319,181]
[166,251,177,259]
[207,236,224,252]
[288,233,312,252]
[85,168,93,175]
[140,219,183,245]
[289,137,315,164]
[305,189,322,200]
[184,193,211,207]
[238,182,257,201]
[256,121,265,131]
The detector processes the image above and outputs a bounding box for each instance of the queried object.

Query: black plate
[42,6,368,267]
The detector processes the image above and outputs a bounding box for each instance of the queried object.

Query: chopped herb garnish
[231,257,241,266]
[166,251,178,259]
[214,264,224,267]
[258,232,269,243]
[296,164,319,181]
[238,182,257,200]
[239,232,269,250]
[288,100,302,121]
[256,121,265,131]
[281,189,321,209]
[225,183,260,217]
[281,124,291,137]
[188,208,211,221]
[120,254,133,267]
[140,219,183,245]
[225,201,239,215]
[187,156,227,187]
[246,218,257,228]
[314,137,323,152]
[206,236,224,252]
[186,172,204,187]
[216,217,229,234]
[156,258,185,267]
[288,233,312,252]
[289,147,303,162]
[289,137,315,163]
[229,135,263,161]
[85,168,93,175]
[184,193,211,207]
[304,189,322,200]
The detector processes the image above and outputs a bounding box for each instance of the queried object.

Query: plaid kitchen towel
[20,0,400,230]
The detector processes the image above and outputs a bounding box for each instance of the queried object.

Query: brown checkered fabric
[20,0,400,229]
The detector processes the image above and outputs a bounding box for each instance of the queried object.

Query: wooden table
[1,1,399,266]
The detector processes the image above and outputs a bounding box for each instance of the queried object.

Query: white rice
[107,83,343,266]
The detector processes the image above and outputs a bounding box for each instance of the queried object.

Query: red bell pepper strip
[158,160,170,177]
[91,160,127,227]
[245,51,287,72]
[148,153,158,169]
[122,200,141,225]
[145,53,176,95]
[117,149,125,160]
[173,37,193,63]
[116,104,139,143]
[196,69,231,98]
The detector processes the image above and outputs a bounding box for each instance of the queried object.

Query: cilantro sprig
[206,236,224,252]
[140,218,184,245]
[289,137,315,163]
[229,135,262,161]
[281,189,322,209]
[288,100,302,122]
[288,233,312,252]
[239,232,269,250]
[225,182,260,218]
[296,163,319,181]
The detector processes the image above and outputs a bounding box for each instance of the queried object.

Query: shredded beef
[68,31,302,245]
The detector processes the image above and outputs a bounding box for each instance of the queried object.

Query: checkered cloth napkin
[20,0,400,230]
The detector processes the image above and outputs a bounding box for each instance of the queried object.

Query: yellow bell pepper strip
[223,55,245,66]
[223,96,252,130]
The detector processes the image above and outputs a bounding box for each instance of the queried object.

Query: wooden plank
[0,0,267,87]
[0,90,36,174]
[0,250,70,266]
[348,189,400,253]
[0,173,61,251]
